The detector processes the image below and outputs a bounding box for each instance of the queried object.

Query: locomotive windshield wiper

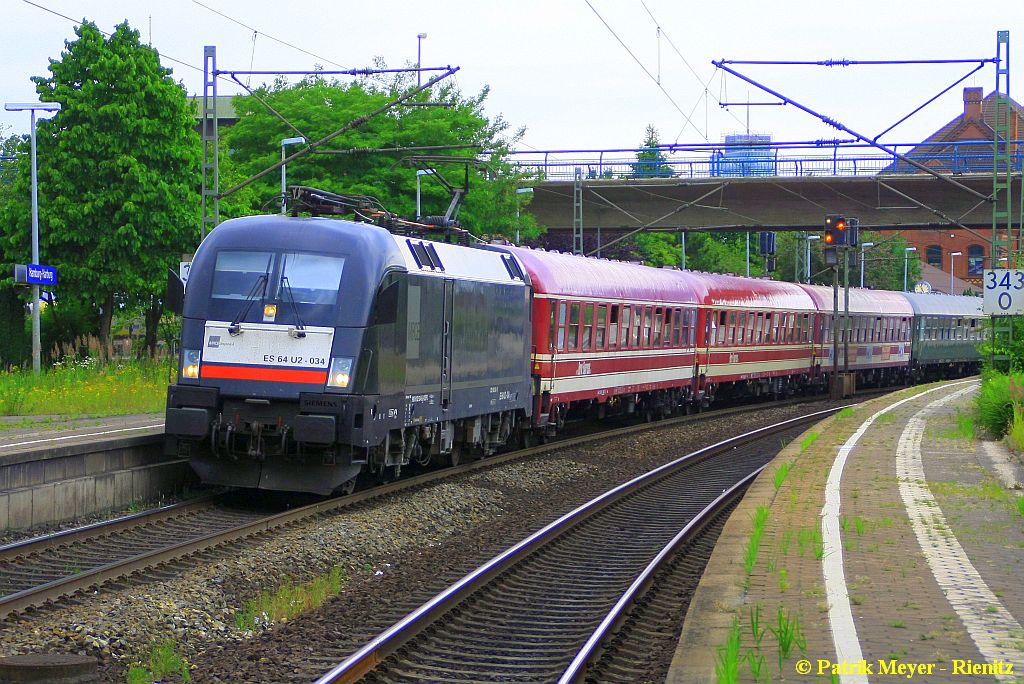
[228,273,268,336]
[279,276,306,338]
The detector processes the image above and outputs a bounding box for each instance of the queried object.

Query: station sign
[983,269,1024,315]
[13,263,58,286]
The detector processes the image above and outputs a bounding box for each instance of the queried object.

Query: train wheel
[334,478,356,496]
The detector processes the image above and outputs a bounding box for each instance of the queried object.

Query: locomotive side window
[583,304,594,350]
[568,303,580,350]
[212,251,273,300]
[596,305,607,349]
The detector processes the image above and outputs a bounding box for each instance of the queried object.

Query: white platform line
[821,381,974,684]
[897,385,1024,681]
[0,423,165,450]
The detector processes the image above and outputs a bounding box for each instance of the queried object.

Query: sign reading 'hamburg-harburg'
[13,263,58,286]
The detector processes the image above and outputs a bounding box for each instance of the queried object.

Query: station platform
[0,413,188,532]
[670,380,1024,683]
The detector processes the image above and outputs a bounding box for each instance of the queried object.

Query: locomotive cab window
[277,253,345,305]
[212,251,274,300]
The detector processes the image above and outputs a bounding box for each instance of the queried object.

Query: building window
[926,245,942,268]
[968,244,984,276]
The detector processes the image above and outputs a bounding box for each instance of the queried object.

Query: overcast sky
[2,0,1022,153]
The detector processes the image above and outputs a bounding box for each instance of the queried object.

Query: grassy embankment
[0,359,172,421]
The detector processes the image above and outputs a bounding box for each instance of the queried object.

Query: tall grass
[977,371,1022,437]
[0,358,171,417]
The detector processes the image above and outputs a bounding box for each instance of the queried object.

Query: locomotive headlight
[326,357,354,389]
[181,349,201,380]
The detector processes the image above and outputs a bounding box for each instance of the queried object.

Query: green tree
[220,71,539,241]
[771,230,919,291]
[2,21,200,359]
[630,124,673,178]
[0,133,30,367]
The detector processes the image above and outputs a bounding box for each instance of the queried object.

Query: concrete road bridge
[513,141,1023,250]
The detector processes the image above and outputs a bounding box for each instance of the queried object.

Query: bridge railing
[510,140,1024,181]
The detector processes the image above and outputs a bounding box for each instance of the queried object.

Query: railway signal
[824,214,847,246]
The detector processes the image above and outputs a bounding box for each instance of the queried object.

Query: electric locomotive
[165,215,533,494]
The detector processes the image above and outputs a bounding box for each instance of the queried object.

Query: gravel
[0,400,835,682]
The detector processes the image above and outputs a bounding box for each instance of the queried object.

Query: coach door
[441,278,455,410]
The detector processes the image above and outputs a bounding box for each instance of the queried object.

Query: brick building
[881,87,1024,293]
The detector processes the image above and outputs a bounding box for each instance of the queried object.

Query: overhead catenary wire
[583,0,708,143]
[190,0,352,71]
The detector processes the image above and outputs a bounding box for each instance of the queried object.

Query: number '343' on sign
[983,269,1024,315]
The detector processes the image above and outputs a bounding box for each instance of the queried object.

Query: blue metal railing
[510,139,1024,181]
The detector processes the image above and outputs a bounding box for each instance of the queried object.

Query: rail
[314,406,846,684]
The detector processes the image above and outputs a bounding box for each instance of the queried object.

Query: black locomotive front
[165,215,533,494]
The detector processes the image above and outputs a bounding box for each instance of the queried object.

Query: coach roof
[504,247,703,304]
[797,284,915,316]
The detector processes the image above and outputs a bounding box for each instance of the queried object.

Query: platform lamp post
[903,247,918,292]
[416,33,427,87]
[805,235,820,283]
[5,101,61,373]
[280,136,305,214]
[859,242,874,288]
[949,251,962,294]
[514,187,533,245]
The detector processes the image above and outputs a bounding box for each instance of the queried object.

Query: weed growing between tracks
[235,566,346,631]
[0,359,169,417]
[126,639,191,684]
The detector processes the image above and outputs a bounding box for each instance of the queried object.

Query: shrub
[977,371,1019,437]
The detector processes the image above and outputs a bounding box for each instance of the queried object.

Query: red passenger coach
[695,275,819,402]
[797,285,914,384]
[505,247,704,431]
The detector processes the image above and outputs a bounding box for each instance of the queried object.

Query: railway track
[314,410,835,684]
[0,394,857,625]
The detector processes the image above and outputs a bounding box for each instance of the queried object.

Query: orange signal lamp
[824,232,834,244]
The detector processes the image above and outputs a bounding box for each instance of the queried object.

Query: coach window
[664,308,674,347]
[652,307,663,346]
[568,303,580,350]
[608,305,619,348]
[582,304,594,350]
[596,305,607,349]
[641,307,652,347]
[736,312,747,345]
[725,312,735,345]
[620,306,631,348]
[717,311,727,345]
[756,312,765,344]
[556,302,567,351]
[549,302,557,352]
[633,307,643,347]
[673,309,683,346]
